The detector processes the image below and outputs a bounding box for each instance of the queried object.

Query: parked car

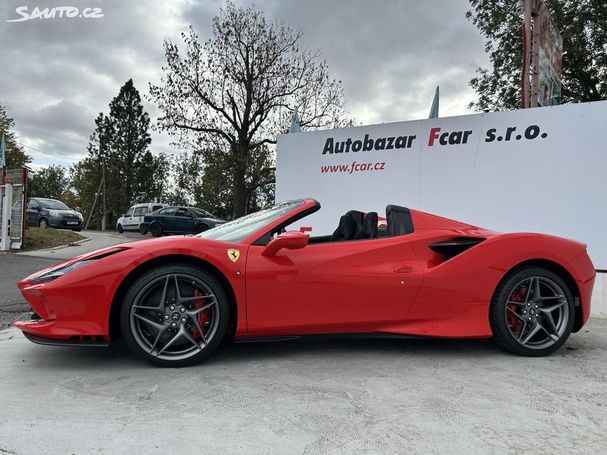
[116,203,166,233]
[13,199,595,367]
[140,206,222,236]
[26,197,83,231]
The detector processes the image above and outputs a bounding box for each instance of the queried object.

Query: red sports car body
[13,199,595,366]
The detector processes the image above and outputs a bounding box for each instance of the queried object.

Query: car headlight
[77,212,83,220]
[49,210,59,217]
[31,260,93,284]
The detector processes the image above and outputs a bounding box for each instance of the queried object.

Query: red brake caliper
[507,287,524,330]
[191,288,210,340]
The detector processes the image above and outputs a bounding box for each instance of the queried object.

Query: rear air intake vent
[429,237,485,260]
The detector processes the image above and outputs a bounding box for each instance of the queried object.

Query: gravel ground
[0,310,26,330]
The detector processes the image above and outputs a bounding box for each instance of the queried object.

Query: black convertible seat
[355,212,378,239]
[345,210,365,233]
[330,214,358,241]
[386,205,414,236]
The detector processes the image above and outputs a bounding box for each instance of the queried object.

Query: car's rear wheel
[39,218,48,229]
[117,224,124,233]
[150,222,162,237]
[490,266,574,356]
[139,225,148,235]
[195,223,208,234]
[120,264,229,367]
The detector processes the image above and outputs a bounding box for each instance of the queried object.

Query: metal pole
[530,0,542,108]
[101,155,106,231]
[522,0,533,108]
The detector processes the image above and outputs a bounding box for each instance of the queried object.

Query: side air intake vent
[429,237,485,260]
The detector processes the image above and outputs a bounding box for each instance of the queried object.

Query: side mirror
[262,231,308,257]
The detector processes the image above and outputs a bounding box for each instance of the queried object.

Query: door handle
[393,265,413,274]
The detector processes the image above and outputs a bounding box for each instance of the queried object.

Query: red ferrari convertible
[13,199,595,367]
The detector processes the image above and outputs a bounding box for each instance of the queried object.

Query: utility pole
[85,178,102,231]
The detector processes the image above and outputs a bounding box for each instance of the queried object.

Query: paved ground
[0,319,605,455]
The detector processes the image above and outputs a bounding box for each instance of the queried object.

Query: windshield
[197,200,305,242]
[40,199,70,210]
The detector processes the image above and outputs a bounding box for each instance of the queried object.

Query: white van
[116,202,166,233]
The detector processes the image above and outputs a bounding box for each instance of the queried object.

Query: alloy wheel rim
[505,276,569,350]
[130,273,219,361]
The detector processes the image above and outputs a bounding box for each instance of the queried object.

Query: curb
[15,235,92,257]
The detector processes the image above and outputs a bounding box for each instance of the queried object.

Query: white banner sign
[276,101,607,269]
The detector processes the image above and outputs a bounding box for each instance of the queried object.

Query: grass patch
[17,227,85,252]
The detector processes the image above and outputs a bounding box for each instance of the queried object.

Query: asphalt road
[0,319,605,454]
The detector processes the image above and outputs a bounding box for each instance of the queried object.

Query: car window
[125,208,134,217]
[152,205,163,212]
[28,199,39,209]
[176,208,190,217]
[39,199,70,210]
[159,207,177,216]
[190,208,212,218]
[133,207,147,217]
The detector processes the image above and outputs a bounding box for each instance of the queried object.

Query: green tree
[467,0,607,111]
[29,165,68,199]
[0,103,32,168]
[73,81,168,229]
[150,2,350,218]
[109,79,153,212]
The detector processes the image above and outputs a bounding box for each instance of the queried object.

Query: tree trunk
[232,143,248,218]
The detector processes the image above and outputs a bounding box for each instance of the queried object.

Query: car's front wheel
[120,264,229,367]
[150,222,162,237]
[117,224,124,233]
[490,266,574,356]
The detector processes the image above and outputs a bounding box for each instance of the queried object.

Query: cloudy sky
[0,0,488,168]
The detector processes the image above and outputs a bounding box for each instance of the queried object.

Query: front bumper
[12,312,109,346]
[48,216,82,229]
[12,246,152,344]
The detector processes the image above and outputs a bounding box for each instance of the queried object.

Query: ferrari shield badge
[227,249,240,263]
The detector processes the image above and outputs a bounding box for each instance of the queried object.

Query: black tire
[39,218,48,229]
[195,224,208,234]
[120,263,230,367]
[150,222,162,237]
[117,224,124,234]
[490,266,574,357]
[139,225,148,235]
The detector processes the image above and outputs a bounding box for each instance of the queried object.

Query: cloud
[0,0,488,167]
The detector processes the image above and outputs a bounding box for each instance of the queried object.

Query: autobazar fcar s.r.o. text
[321,124,548,155]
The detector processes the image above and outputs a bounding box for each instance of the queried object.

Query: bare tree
[149,2,350,217]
